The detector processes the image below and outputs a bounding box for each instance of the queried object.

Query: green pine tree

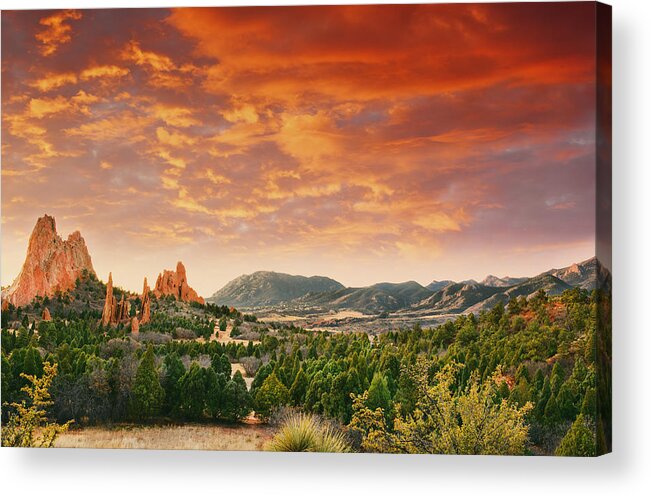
[130,346,164,420]
[555,414,596,456]
[255,372,289,420]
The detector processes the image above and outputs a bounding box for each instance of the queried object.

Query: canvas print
[1,2,611,455]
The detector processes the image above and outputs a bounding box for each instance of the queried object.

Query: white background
[0,0,649,494]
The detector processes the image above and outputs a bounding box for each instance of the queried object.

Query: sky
[1,3,598,296]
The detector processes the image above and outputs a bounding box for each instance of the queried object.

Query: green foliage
[255,372,290,420]
[130,346,164,420]
[162,352,185,416]
[178,363,207,420]
[350,361,532,455]
[1,286,604,455]
[555,414,596,456]
[221,372,252,421]
[2,362,72,447]
[289,367,308,406]
[366,372,392,422]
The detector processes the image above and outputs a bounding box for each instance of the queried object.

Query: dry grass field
[55,423,274,451]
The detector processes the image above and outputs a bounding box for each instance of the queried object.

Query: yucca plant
[267,412,351,453]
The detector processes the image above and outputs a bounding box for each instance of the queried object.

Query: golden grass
[55,423,273,451]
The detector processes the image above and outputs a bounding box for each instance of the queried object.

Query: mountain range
[2,215,606,319]
[208,258,602,315]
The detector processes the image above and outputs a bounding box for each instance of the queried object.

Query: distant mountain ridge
[294,281,433,314]
[481,275,528,287]
[208,258,601,315]
[207,271,344,307]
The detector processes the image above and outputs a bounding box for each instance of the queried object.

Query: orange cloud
[28,91,99,118]
[155,127,197,147]
[28,72,78,92]
[35,10,82,56]
[150,104,199,128]
[80,65,130,80]
[64,111,152,142]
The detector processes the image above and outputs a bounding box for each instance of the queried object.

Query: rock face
[2,214,96,308]
[154,261,204,304]
[130,316,139,335]
[42,307,52,321]
[139,277,151,324]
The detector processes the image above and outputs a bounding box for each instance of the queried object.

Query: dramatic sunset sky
[1,3,598,295]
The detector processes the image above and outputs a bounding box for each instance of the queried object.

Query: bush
[135,332,172,345]
[267,412,351,453]
[240,356,261,376]
[173,327,197,340]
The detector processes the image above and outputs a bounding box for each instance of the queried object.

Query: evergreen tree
[203,367,225,418]
[162,353,185,417]
[178,363,206,420]
[130,346,164,420]
[366,372,392,421]
[221,372,251,421]
[555,414,596,456]
[255,372,289,420]
[581,387,597,418]
[289,367,308,406]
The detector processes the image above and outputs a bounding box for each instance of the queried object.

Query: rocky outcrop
[42,307,52,321]
[101,273,131,326]
[2,214,96,308]
[117,295,130,322]
[154,261,204,304]
[130,316,139,335]
[139,277,151,324]
[101,273,117,326]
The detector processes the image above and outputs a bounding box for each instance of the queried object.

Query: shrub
[135,332,172,345]
[267,412,351,453]
[240,356,261,376]
[173,327,197,340]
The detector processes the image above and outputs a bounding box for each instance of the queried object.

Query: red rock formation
[139,277,151,324]
[101,273,117,326]
[154,261,205,304]
[117,295,130,322]
[130,316,139,335]
[2,215,96,308]
[42,307,52,321]
[101,273,132,326]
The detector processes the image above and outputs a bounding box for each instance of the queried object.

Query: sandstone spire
[117,295,130,321]
[101,273,133,326]
[140,277,151,324]
[101,272,117,326]
[1,214,96,308]
[153,261,204,304]
[42,307,52,321]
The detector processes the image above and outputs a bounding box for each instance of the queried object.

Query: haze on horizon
[1,4,597,296]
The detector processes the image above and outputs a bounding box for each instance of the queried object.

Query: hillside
[542,257,598,290]
[425,280,455,292]
[481,275,528,287]
[465,274,572,313]
[416,282,502,314]
[207,271,344,307]
[296,281,433,313]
